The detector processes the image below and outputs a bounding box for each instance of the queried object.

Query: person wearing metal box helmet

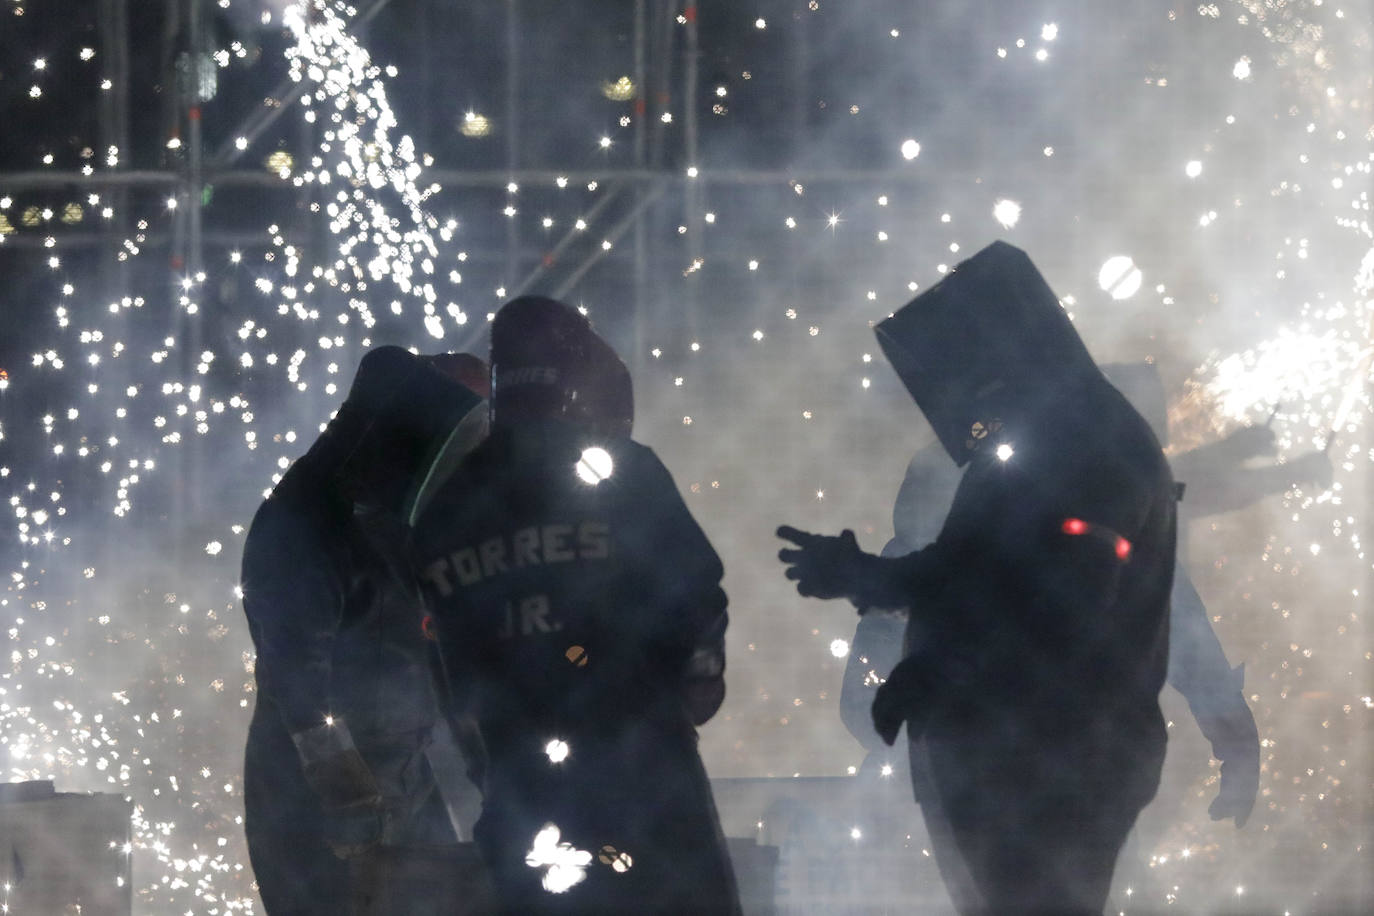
[838,359,1272,913]
[779,242,1175,915]
[241,346,492,914]
[411,296,740,915]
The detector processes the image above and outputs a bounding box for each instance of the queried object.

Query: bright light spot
[460,112,491,137]
[598,135,612,149]
[544,738,570,763]
[830,638,850,658]
[525,824,592,894]
[1098,255,1142,300]
[850,827,862,840]
[755,17,767,28]
[1041,23,1058,41]
[575,447,614,485]
[1233,57,1252,80]
[992,199,1021,228]
[1185,160,1203,178]
[996,443,1015,462]
[1035,48,1049,62]
[900,139,921,160]
[598,845,634,873]
[880,763,894,777]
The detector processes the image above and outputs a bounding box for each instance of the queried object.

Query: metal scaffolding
[0,0,923,310]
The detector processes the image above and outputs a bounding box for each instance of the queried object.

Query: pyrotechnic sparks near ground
[0,0,1370,912]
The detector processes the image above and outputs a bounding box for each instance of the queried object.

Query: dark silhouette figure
[842,360,1307,846]
[410,297,741,915]
[240,346,488,914]
[837,357,1323,911]
[779,242,1176,915]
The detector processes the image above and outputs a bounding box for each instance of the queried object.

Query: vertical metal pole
[186,0,204,279]
[184,0,205,520]
[632,0,649,366]
[96,0,131,298]
[504,0,521,294]
[682,2,701,341]
[789,0,808,164]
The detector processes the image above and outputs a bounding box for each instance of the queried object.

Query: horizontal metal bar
[0,166,938,194]
[0,171,182,191]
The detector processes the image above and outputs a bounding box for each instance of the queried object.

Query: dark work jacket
[242,455,443,797]
[843,441,1242,767]
[879,382,1174,807]
[410,419,738,914]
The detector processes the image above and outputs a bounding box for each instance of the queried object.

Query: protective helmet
[875,241,1103,465]
[489,295,633,438]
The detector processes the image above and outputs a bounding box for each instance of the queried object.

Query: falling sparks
[992,198,1021,228]
[544,738,571,763]
[0,4,1370,913]
[525,823,592,894]
[1097,255,1143,300]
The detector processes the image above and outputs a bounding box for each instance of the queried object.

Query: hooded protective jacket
[412,297,738,915]
[412,421,738,915]
[870,242,1176,914]
[241,347,485,911]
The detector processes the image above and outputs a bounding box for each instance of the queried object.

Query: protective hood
[304,345,486,511]
[489,295,634,438]
[875,241,1102,465]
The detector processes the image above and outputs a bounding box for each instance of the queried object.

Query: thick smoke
[0,1,1369,912]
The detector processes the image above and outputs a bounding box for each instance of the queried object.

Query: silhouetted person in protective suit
[779,242,1176,915]
[240,346,488,914]
[410,296,740,915]
[838,359,1290,912]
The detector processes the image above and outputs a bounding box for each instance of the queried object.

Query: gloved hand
[1208,746,1259,828]
[292,718,384,811]
[321,804,385,860]
[777,526,881,607]
[1195,668,1260,828]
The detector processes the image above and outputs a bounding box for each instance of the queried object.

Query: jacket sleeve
[241,495,349,736]
[627,446,730,726]
[1168,565,1259,760]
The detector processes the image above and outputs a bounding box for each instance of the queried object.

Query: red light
[421,614,438,641]
[1062,518,1088,536]
[1115,537,1132,561]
